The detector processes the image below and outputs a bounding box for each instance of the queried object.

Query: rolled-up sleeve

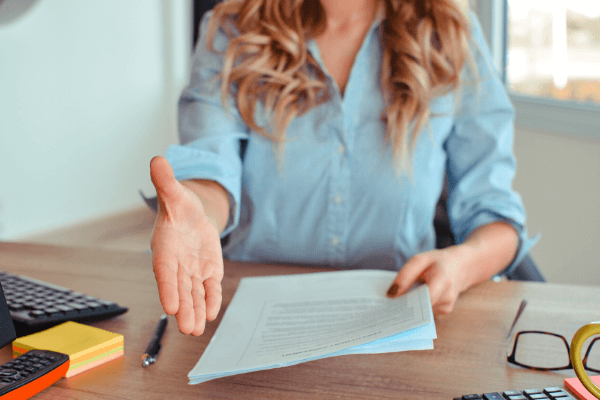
[166,11,249,238]
[444,14,538,274]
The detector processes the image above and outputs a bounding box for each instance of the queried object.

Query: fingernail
[387,283,399,297]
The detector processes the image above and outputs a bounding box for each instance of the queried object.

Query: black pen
[142,314,168,367]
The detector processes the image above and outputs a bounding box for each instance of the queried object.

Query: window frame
[472,0,600,142]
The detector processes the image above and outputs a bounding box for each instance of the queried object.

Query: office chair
[193,0,220,48]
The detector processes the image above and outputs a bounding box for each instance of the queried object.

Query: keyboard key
[85,301,104,310]
[504,391,522,396]
[54,304,78,317]
[67,302,89,310]
[529,394,550,399]
[507,396,526,400]
[462,395,482,400]
[28,310,46,318]
[7,303,25,311]
[524,389,544,395]
[43,307,62,317]
[544,387,562,394]
[482,393,503,400]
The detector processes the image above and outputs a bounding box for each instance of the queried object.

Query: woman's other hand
[150,156,225,336]
[386,222,519,315]
[386,248,467,315]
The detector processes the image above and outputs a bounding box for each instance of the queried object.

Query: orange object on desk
[565,375,600,400]
[0,359,69,400]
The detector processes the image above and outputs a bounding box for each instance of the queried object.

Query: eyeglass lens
[514,332,571,369]
[584,337,600,372]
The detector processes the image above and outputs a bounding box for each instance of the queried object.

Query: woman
[150,0,535,336]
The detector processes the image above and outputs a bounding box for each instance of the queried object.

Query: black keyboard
[0,271,128,335]
[454,387,576,400]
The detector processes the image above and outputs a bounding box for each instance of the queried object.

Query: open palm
[150,156,224,336]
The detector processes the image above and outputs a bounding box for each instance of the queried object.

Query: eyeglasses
[506,299,600,372]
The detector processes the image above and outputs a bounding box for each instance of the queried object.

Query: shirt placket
[328,117,350,266]
[306,40,348,266]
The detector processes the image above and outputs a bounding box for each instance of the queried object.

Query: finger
[150,156,181,208]
[423,267,455,314]
[433,302,453,315]
[152,259,180,315]
[387,254,433,297]
[204,277,222,321]
[432,295,455,314]
[175,269,195,335]
[190,275,207,336]
[423,266,449,308]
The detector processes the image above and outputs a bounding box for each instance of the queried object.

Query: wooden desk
[1,241,598,399]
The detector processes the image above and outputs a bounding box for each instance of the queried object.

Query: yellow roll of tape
[571,322,600,399]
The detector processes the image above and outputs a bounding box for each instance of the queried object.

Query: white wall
[0,0,191,239]
[513,128,600,286]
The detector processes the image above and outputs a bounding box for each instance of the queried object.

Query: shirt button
[331,236,340,246]
[337,145,346,155]
[334,195,343,204]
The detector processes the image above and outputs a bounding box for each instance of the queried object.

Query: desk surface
[1,241,598,399]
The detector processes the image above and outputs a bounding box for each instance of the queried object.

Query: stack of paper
[188,270,436,384]
[13,321,124,377]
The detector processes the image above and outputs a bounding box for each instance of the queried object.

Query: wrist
[181,179,229,234]
[454,222,520,290]
[204,215,221,233]
[444,243,478,294]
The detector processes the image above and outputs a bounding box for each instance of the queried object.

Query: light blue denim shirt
[165,9,537,273]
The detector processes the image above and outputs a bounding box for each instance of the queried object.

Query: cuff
[165,145,242,238]
[455,210,540,276]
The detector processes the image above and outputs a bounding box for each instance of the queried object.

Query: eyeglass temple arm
[507,299,528,341]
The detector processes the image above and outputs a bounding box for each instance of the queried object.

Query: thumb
[387,254,433,298]
[150,156,181,207]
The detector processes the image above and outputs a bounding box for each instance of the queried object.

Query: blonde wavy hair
[205,0,473,170]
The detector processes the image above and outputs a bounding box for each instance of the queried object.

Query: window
[473,0,600,141]
[507,1,600,105]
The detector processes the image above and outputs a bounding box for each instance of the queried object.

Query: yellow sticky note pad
[12,321,124,377]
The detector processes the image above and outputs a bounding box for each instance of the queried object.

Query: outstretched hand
[150,156,224,335]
